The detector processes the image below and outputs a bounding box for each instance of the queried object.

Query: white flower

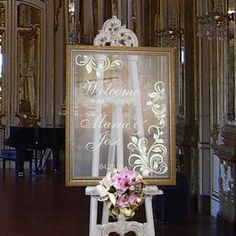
[96,185,108,201]
[100,173,112,188]
[108,192,116,205]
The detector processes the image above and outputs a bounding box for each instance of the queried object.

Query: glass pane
[66,46,176,186]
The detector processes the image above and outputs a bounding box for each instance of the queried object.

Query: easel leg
[116,105,124,169]
[145,196,155,236]
[101,204,109,224]
[107,106,117,172]
[128,57,144,138]
[89,197,98,236]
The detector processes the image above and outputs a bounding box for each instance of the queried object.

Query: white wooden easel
[85,16,163,236]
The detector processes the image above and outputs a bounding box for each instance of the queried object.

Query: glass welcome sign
[66,45,176,186]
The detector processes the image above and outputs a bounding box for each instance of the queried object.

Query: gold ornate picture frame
[66,45,176,186]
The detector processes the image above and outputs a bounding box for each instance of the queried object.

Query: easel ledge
[85,185,163,196]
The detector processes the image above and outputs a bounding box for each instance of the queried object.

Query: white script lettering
[86,131,119,151]
[81,115,130,130]
[80,80,138,98]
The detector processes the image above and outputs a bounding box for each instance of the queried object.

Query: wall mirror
[66,45,176,186]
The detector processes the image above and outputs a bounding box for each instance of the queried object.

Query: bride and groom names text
[79,80,145,151]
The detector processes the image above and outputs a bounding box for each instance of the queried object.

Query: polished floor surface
[0,169,232,236]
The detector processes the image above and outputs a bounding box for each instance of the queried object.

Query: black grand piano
[4,126,65,176]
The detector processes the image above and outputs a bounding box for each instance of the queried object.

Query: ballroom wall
[0,0,235,229]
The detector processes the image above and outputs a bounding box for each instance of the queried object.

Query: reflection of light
[228,10,235,15]
[69,2,75,13]
[181,48,185,64]
[0,52,2,77]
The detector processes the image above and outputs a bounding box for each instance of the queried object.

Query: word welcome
[80,80,138,98]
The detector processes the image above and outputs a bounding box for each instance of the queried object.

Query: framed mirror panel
[66,45,176,186]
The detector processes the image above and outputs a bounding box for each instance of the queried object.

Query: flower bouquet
[96,168,146,220]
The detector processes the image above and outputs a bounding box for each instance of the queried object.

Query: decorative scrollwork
[94,15,138,47]
[128,81,168,176]
[75,54,123,77]
[147,81,166,127]
[99,214,147,236]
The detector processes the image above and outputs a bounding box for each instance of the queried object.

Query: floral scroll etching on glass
[127,81,168,176]
[66,46,175,186]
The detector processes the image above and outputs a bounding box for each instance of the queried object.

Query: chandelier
[197,6,235,40]
[155,28,184,48]
[154,1,184,48]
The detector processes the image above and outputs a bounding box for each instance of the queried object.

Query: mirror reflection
[16,3,41,126]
